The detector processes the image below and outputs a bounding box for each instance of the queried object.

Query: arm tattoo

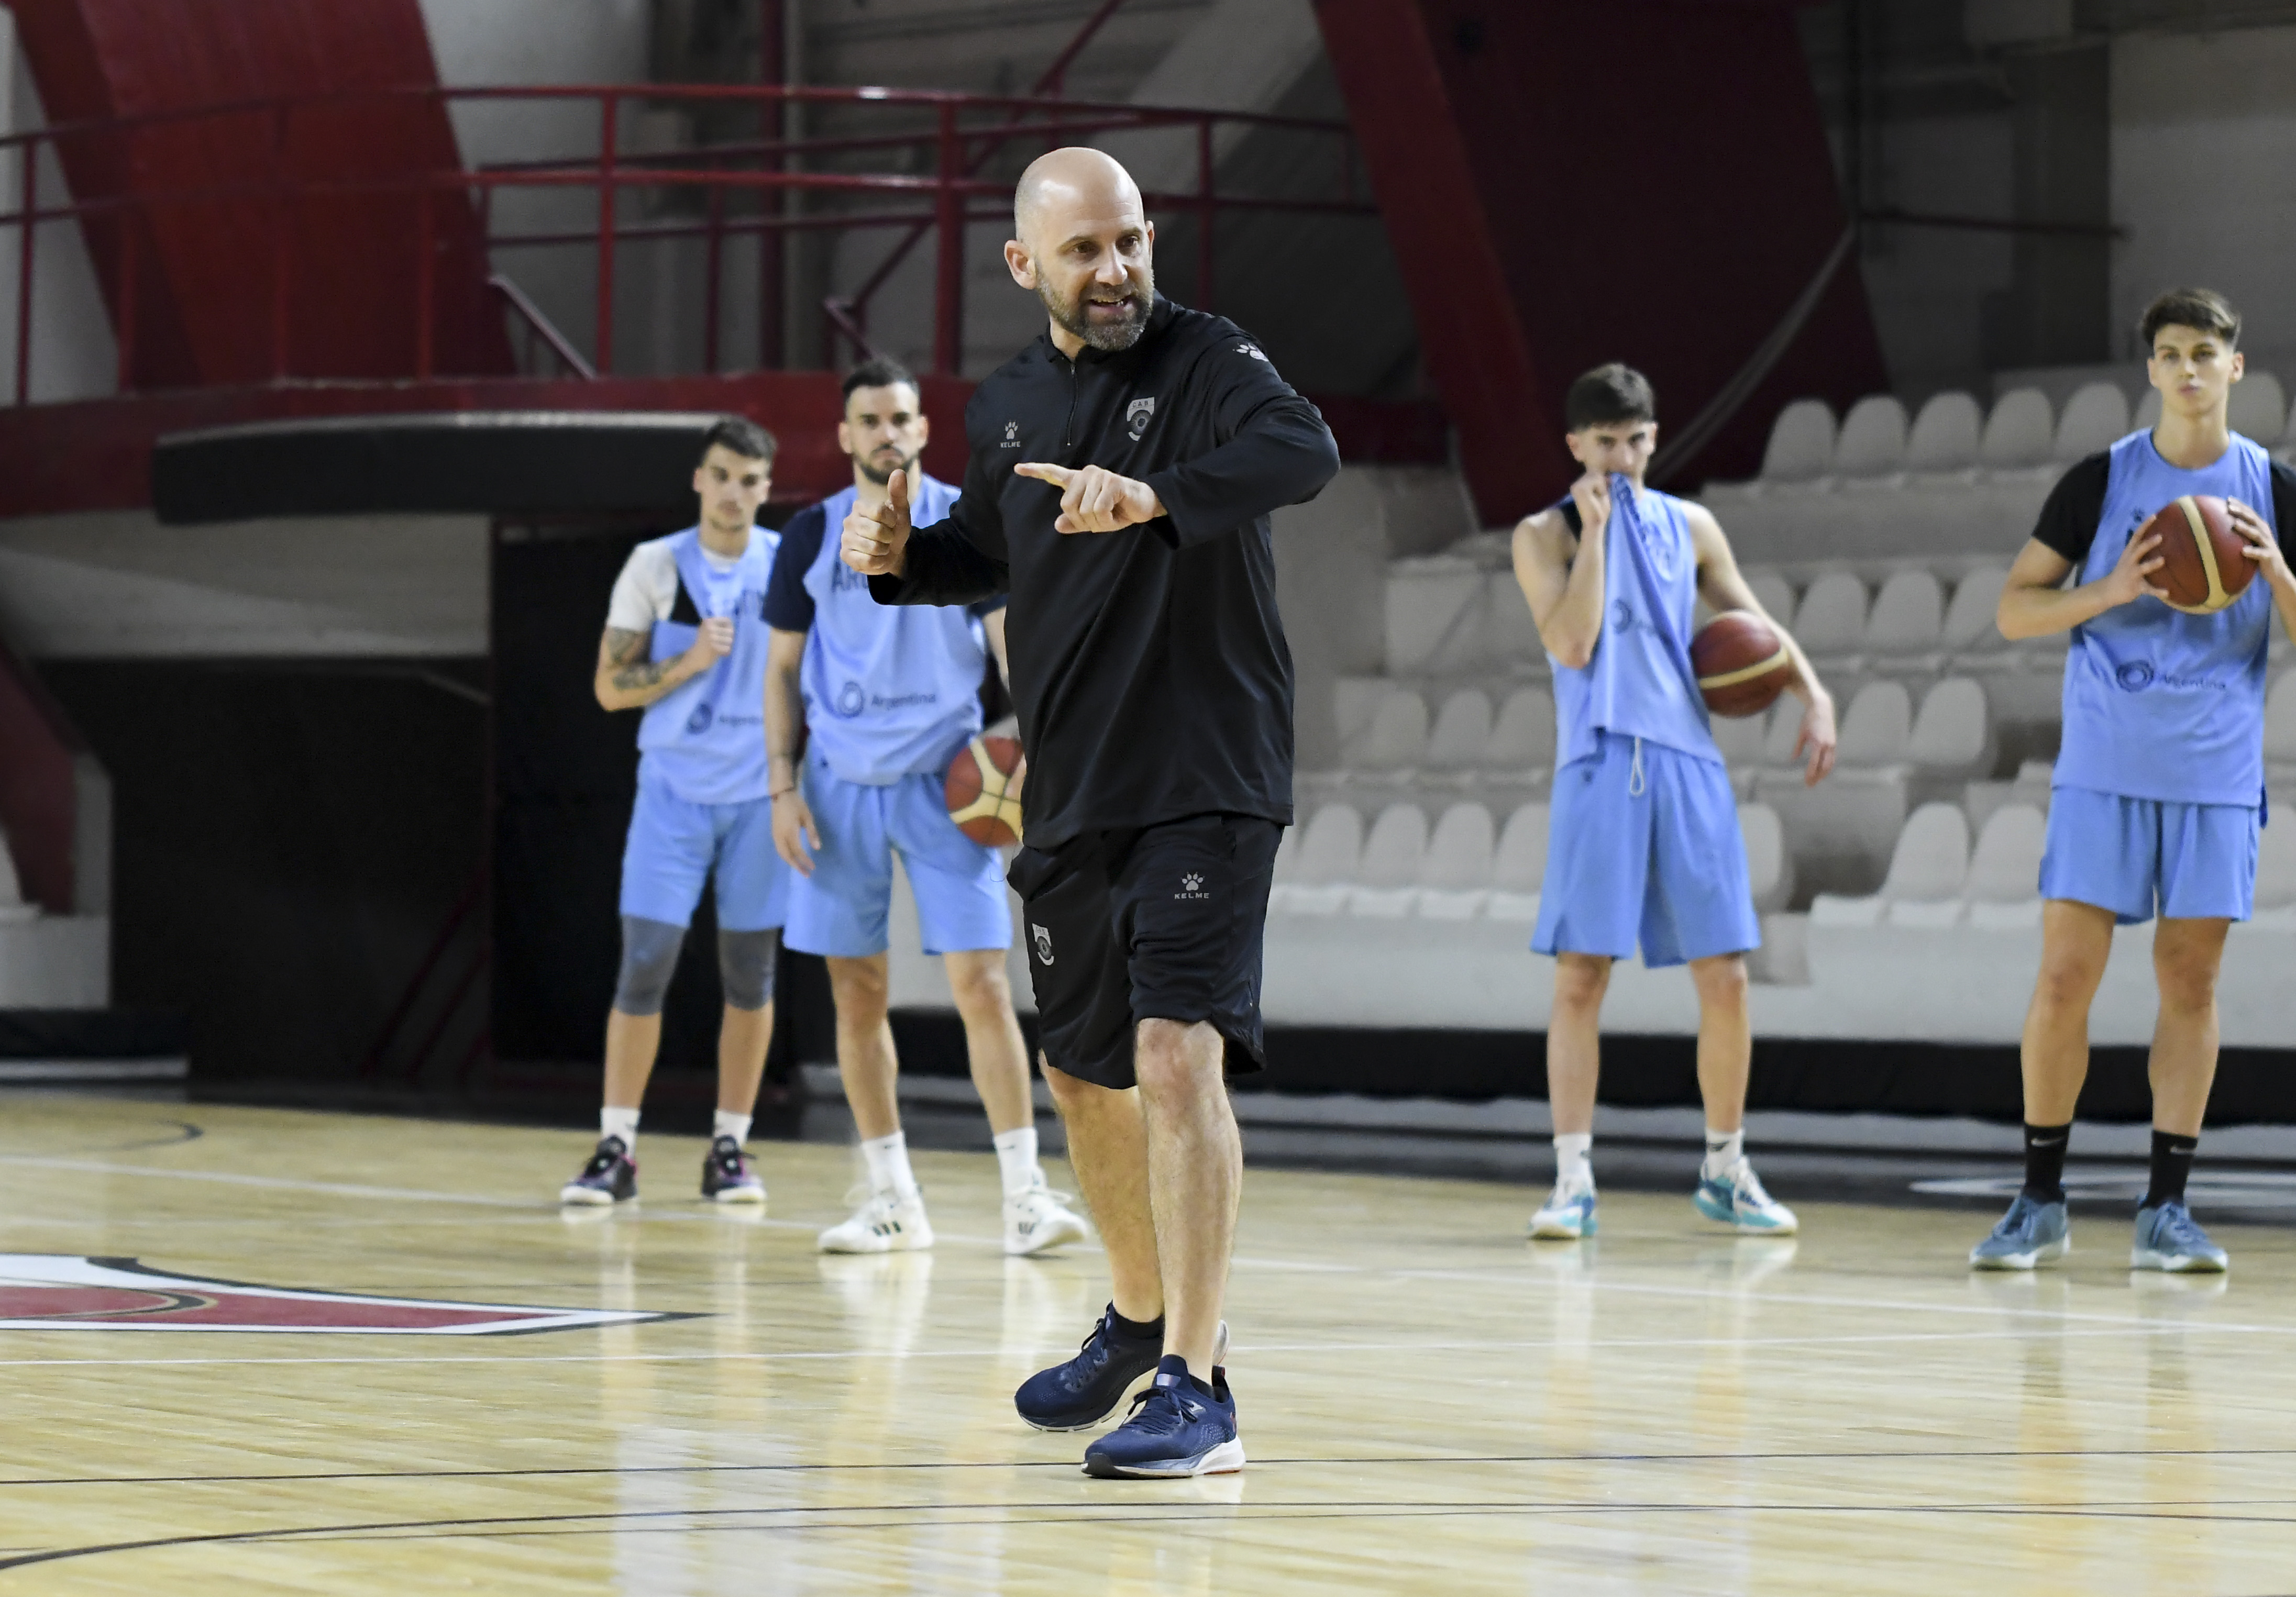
[602,628,677,695]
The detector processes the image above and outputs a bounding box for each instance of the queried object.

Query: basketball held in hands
[2142,494,2255,615]
[946,736,1026,846]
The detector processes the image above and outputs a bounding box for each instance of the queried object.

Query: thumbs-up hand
[842,466,913,576]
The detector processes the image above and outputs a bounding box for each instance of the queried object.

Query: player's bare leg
[602,1008,664,1112]
[1530,954,1608,1238]
[1686,952,1792,1233]
[2150,917,2228,1136]
[715,1000,772,1117]
[1043,1060,1161,1321]
[949,952,1085,1253]
[1134,1018,1239,1375]
[816,953,930,1252]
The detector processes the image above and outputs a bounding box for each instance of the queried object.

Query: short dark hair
[1564,363,1657,431]
[2139,287,2240,350]
[841,358,920,406]
[699,415,775,465]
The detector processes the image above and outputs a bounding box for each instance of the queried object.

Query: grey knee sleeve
[718,926,781,1011]
[613,916,687,1016]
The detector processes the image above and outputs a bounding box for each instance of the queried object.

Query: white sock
[1704,1128,1745,1179]
[713,1110,752,1147]
[601,1106,641,1150]
[992,1125,1041,1197]
[1553,1132,1593,1191]
[861,1132,919,1199]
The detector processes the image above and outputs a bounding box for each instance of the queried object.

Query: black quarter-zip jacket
[869,295,1340,848]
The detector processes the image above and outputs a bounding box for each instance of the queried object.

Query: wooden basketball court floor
[0,1091,2293,1593]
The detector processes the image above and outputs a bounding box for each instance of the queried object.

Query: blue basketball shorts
[619,777,789,931]
[2039,785,2259,924]
[783,756,1012,958]
[1532,731,1760,968]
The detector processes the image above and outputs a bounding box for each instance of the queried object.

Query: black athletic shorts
[1006,812,1282,1091]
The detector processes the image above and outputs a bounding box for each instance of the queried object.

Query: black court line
[9,1444,2296,1490]
[11,1500,2296,1573]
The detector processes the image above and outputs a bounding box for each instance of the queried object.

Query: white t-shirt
[604,529,758,633]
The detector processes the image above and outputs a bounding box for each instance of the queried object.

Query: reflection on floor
[0,1091,2290,1593]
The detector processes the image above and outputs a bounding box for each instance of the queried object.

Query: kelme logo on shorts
[2116,660,2156,692]
[1176,872,1209,901]
[1031,923,1054,964]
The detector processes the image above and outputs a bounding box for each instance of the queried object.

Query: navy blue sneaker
[1083,1356,1245,1479]
[1015,1305,1165,1432]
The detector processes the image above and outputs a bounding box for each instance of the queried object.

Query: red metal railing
[0,83,1374,403]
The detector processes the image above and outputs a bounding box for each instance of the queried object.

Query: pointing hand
[1014,461,1164,535]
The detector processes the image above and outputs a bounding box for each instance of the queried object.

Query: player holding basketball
[762,358,1087,1258]
[561,417,787,1207]
[1971,289,2296,1274]
[842,148,1338,1478]
[1513,364,1837,1241]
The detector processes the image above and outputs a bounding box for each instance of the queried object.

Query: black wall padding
[153,412,724,524]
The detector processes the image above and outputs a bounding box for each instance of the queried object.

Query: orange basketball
[1692,610,1795,718]
[945,735,1025,846]
[2142,494,2254,615]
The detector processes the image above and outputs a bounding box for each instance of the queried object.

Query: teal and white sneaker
[2131,1199,2229,1273]
[1693,1159,1798,1234]
[1969,1192,2070,1270]
[1528,1181,1597,1240]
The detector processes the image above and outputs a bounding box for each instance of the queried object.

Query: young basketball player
[1513,363,1838,1241]
[1971,288,2296,1274]
[561,417,788,1206]
[763,359,1087,1258]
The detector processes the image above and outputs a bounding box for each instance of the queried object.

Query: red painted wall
[1318,0,1887,523]
[10,0,506,387]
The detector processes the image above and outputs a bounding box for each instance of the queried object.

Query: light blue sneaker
[2132,1199,2229,1273]
[1693,1159,1798,1234]
[1528,1181,1597,1240]
[1969,1192,2071,1270]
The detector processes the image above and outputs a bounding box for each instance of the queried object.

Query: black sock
[2022,1121,2072,1202]
[1108,1305,1163,1341]
[2144,1129,2198,1209]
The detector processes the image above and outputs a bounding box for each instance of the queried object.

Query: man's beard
[1041,269,1154,352]
[855,448,922,487]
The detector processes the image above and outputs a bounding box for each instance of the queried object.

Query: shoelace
[2155,1204,2211,1250]
[1117,1382,1199,1437]
[581,1148,624,1178]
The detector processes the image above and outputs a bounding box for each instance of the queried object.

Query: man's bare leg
[1134,1018,1239,1374]
[715,1000,774,1115]
[1687,953,1751,1135]
[825,953,901,1141]
[944,949,1033,1135]
[2022,901,2117,1126]
[1547,954,1613,1135]
[1045,1060,1161,1323]
[602,1008,664,1110]
[2150,917,2229,1137]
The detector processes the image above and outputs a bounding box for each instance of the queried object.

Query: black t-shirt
[869,296,1341,847]
[2032,447,2296,563]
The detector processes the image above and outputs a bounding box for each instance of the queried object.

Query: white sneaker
[1003,1174,1090,1256]
[818,1187,934,1254]
[1529,1180,1597,1239]
[1694,1158,1798,1235]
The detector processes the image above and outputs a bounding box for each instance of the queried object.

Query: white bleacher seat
[1757,398,1838,486]
[1482,686,1555,775]
[1906,391,1983,475]
[1836,680,1914,766]
[1809,802,1969,927]
[0,839,38,925]
[1759,698,1807,769]
[1488,802,1549,921]
[1833,395,1908,480]
[2053,381,2128,461]
[1416,803,1496,919]
[1942,566,2010,654]
[1344,689,1429,774]
[2232,372,2287,442]
[1348,804,1429,916]
[1964,804,2046,929]
[1482,572,1541,662]
[2250,819,2296,928]
[2265,670,2296,785]
[1421,690,1493,777]
[1793,572,1869,656]
[1710,708,1768,768]
[1980,388,2055,471]
[1908,678,1992,782]
[1272,804,1361,914]
[1747,571,1796,629]
[1385,557,1482,673]
[1740,802,1794,913]
[1271,825,1300,883]
[2135,388,2162,432]
[1864,571,1944,659]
